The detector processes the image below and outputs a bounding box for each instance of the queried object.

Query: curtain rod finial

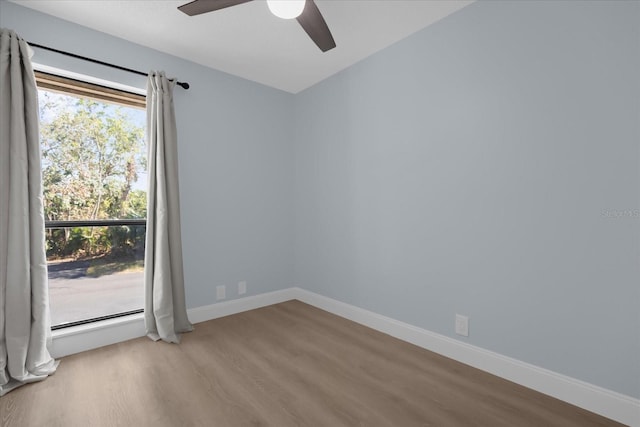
[177,81,190,90]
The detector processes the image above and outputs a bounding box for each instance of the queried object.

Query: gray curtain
[144,71,193,343]
[0,28,58,396]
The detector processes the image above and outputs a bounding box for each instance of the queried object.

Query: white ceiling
[11,0,473,93]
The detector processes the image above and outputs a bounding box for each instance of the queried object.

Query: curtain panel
[0,28,58,396]
[144,71,193,343]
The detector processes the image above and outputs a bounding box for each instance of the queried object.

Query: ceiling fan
[178,0,336,52]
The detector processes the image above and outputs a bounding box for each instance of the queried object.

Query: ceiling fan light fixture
[267,0,305,19]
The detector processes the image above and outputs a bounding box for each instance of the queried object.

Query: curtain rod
[27,42,190,90]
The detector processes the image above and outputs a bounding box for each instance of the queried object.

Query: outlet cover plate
[216,285,226,300]
[238,281,247,295]
[455,314,469,337]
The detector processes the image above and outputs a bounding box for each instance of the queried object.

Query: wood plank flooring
[0,300,624,426]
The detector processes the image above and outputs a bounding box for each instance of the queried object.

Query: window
[36,71,147,329]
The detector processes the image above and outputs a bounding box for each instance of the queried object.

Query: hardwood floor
[0,300,624,426]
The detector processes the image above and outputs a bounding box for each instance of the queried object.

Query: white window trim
[33,63,146,96]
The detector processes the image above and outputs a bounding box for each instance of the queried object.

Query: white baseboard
[50,286,639,426]
[187,288,297,324]
[291,287,640,427]
[50,288,297,359]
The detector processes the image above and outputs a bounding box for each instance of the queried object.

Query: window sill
[50,312,145,358]
[52,312,144,339]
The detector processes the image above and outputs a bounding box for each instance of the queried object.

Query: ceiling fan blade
[296,0,336,52]
[178,0,253,16]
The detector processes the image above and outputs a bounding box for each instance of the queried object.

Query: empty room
[0,0,638,426]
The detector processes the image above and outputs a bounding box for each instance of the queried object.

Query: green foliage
[39,91,147,259]
[45,225,146,260]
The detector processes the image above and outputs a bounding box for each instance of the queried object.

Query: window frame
[36,71,148,330]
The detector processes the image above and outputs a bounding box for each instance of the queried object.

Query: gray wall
[294,0,640,398]
[1,0,295,308]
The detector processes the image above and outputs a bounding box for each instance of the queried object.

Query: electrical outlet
[238,281,247,295]
[455,314,469,337]
[216,285,226,300]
